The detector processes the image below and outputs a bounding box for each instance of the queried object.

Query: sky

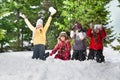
[109,0,120,35]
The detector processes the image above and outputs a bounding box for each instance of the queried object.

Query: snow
[0,47,120,80]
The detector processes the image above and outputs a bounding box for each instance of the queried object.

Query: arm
[43,16,52,33]
[50,43,60,56]
[87,28,93,38]
[66,40,71,53]
[44,7,57,33]
[100,28,106,39]
[79,32,86,40]
[64,40,71,59]
[70,30,75,38]
[24,18,35,31]
[19,13,35,31]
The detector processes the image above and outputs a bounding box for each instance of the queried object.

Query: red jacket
[50,40,71,60]
[87,28,106,50]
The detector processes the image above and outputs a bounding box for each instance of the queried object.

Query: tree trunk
[0,43,4,52]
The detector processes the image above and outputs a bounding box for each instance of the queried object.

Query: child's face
[36,25,43,29]
[60,36,66,41]
[94,28,100,33]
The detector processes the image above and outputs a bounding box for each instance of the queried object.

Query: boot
[45,52,50,58]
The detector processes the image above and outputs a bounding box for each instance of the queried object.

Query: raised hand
[49,7,57,16]
[19,13,26,19]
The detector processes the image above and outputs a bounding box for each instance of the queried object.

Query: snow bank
[0,48,120,80]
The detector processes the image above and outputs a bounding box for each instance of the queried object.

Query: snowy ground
[0,47,120,80]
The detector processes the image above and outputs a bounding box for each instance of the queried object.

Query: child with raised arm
[70,22,86,61]
[20,7,56,60]
[87,23,106,63]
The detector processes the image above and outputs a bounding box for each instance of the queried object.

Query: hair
[75,22,83,31]
[58,32,68,40]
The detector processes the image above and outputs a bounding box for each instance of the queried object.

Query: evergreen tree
[0,0,46,51]
[111,33,120,53]
[0,0,116,51]
[118,0,120,7]
[0,29,6,40]
[111,0,120,53]
[52,0,115,47]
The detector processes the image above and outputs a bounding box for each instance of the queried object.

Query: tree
[0,0,116,51]
[0,0,45,51]
[118,0,120,7]
[111,0,120,53]
[0,29,6,40]
[52,0,115,47]
[111,33,120,53]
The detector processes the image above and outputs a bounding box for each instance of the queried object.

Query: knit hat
[58,32,68,40]
[36,18,43,27]
[94,24,102,30]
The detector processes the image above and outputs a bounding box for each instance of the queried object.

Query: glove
[70,30,75,38]
[71,25,75,30]
[49,7,57,16]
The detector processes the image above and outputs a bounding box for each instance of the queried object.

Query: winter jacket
[24,16,52,45]
[87,28,106,50]
[50,40,71,60]
[70,30,86,50]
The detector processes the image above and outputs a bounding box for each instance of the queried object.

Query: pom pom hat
[94,24,102,30]
[36,18,43,27]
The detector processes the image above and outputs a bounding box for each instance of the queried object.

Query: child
[70,22,86,61]
[87,23,106,63]
[49,32,71,60]
[20,7,56,60]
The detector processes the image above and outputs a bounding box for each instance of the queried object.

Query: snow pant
[88,49,105,63]
[32,44,46,60]
[71,50,86,61]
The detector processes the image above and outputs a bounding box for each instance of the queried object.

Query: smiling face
[60,36,66,41]
[94,28,100,33]
[36,18,43,29]
[36,24,43,29]
[58,32,68,41]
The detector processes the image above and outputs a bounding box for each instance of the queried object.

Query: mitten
[49,7,57,16]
